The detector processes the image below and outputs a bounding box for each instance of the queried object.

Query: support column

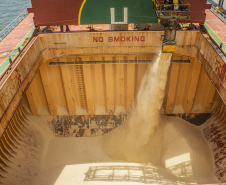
[173,64,190,113]
[39,62,58,115]
[26,76,40,115]
[105,64,114,114]
[126,64,135,113]
[165,63,180,114]
[182,58,201,113]
[116,64,125,113]
[83,65,95,115]
[60,65,76,115]
[94,64,106,113]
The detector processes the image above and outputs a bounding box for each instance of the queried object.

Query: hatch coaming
[0,30,225,138]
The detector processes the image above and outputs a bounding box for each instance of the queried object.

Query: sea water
[0,0,30,32]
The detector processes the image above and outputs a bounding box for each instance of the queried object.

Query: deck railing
[154,1,190,20]
[0,9,28,41]
[207,0,226,23]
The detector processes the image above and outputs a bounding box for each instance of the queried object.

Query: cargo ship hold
[0,0,225,184]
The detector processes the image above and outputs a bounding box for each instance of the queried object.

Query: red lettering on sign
[114,37,120,42]
[108,37,113,42]
[93,37,103,42]
[140,36,145,41]
[126,36,131,41]
[93,36,146,42]
[121,37,125,42]
[134,36,139,41]
[99,37,103,42]
[93,37,98,42]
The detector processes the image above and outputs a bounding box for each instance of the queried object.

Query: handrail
[207,0,226,23]
[0,29,35,83]
[154,1,190,20]
[0,35,35,85]
[0,9,28,41]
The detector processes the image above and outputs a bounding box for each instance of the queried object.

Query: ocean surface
[0,0,31,32]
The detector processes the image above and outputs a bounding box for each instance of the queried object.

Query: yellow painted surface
[39,62,58,115]
[201,77,216,113]
[27,56,217,115]
[0,31,222,122]
[165,63,180,114]
[136,64,148,97]
[126,64,135,113]
[26,78,40,115]
[105,64,115,114]
[192,68,210,113]
[182,59,201,113]
[60,65,77,115]
[94,64,105,108]
[162,45,177,53]
[116,64,125,108]
[173,63,190,113]
[51,65,68,110]
[83,65,95,114]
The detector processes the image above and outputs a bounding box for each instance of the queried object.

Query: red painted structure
[183,0,211,23]
[27,0,211,26]
[27,0,84,26]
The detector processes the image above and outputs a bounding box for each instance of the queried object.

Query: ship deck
[0,7,226,184]
[0,13,34,76]
[205,9,226,53]
[0,9,225,80]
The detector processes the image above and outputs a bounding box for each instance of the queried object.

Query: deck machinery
[153,0,190,51]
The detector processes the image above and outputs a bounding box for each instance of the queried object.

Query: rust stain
[17,73,22,86]
[215,82,220,91]
[203,101,226,182]
[22,82,30,95]
[215,60,226,83]
[51,115,127,137]
[14,68,22,86]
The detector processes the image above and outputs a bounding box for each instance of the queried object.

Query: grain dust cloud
[103,53,172,163]
[3,54,219,185]
[103,53,218,183]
